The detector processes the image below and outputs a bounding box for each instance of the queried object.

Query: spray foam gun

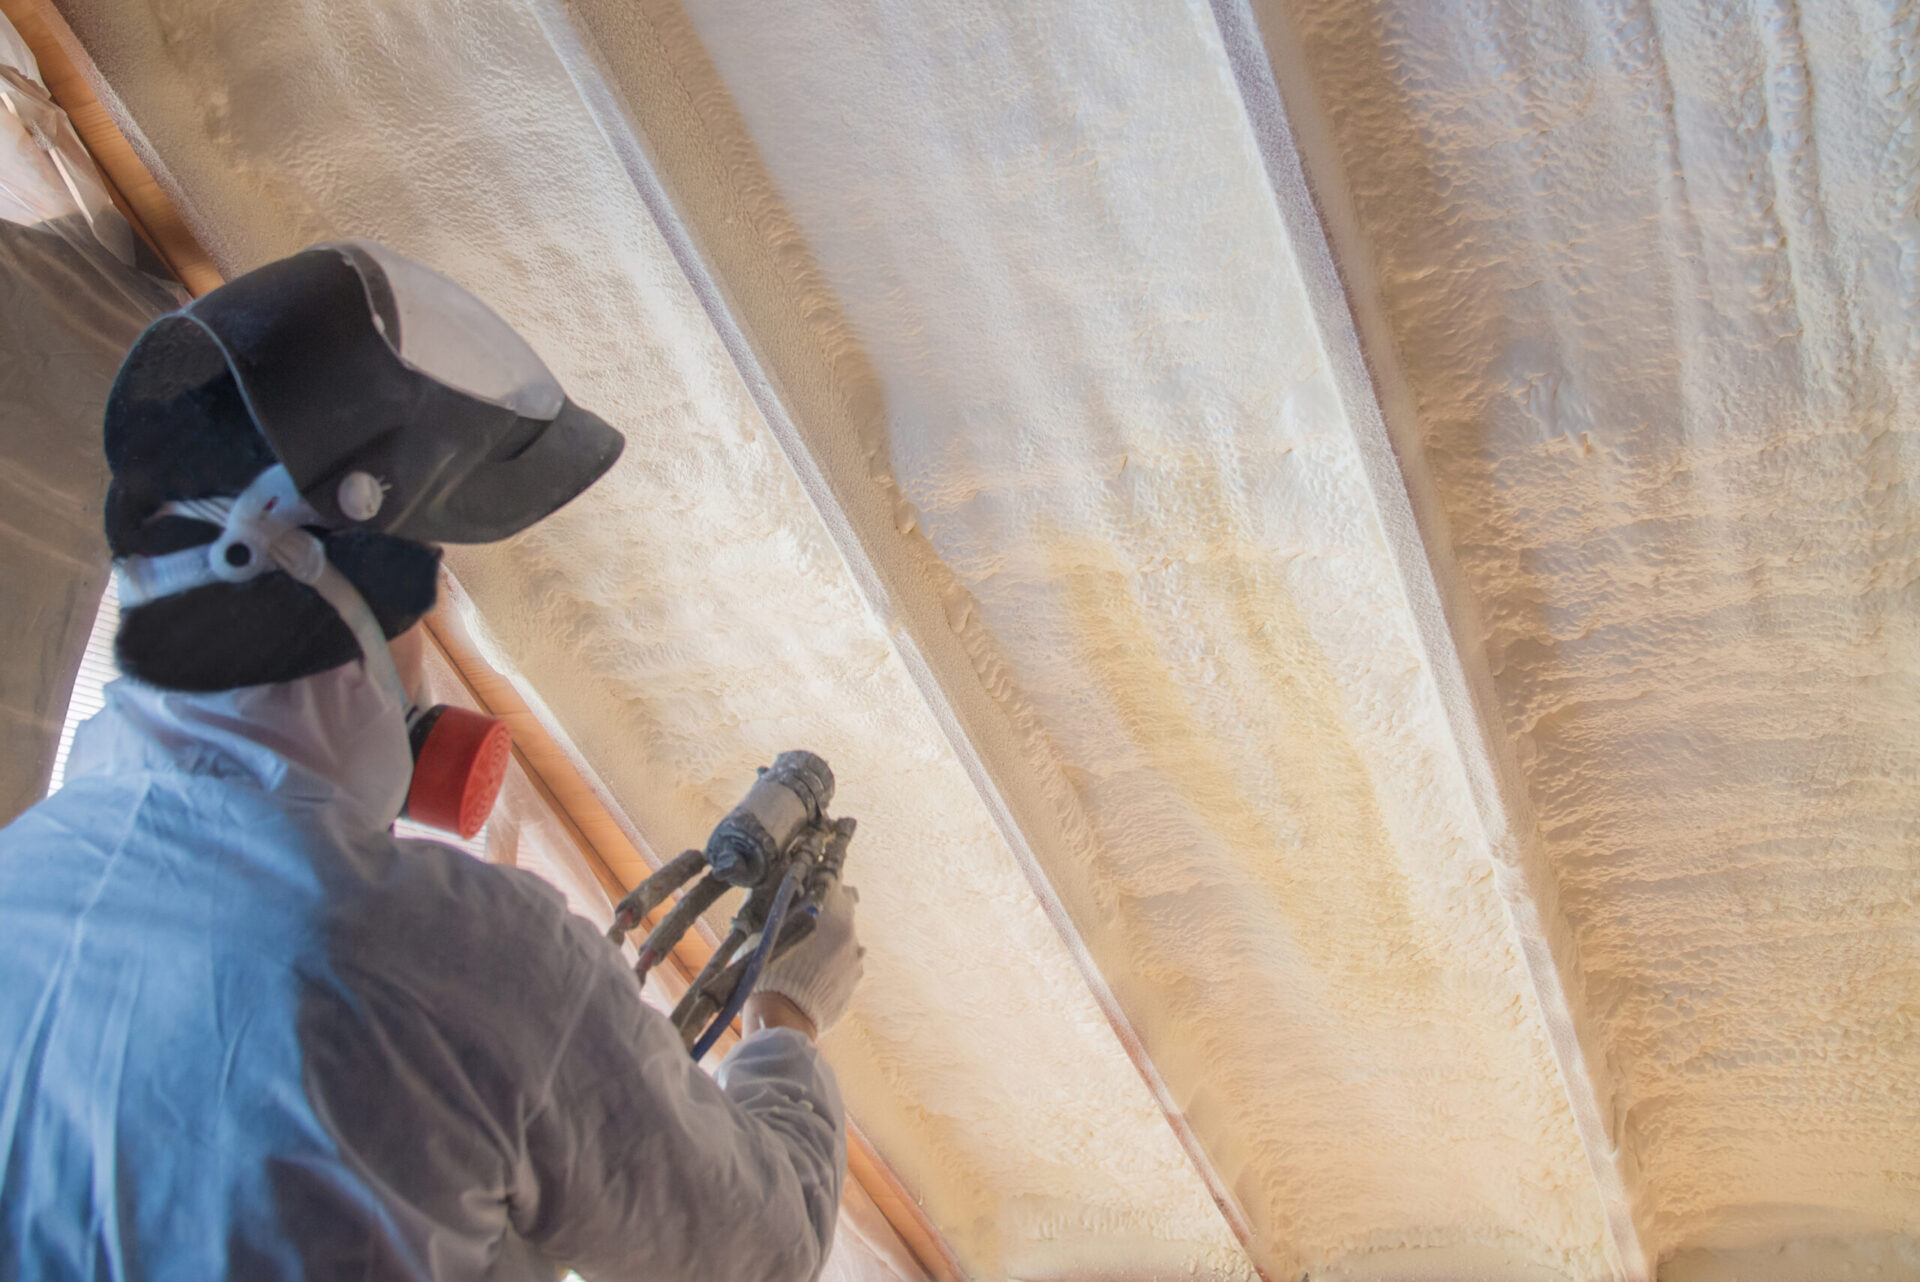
[605,750,855,1060]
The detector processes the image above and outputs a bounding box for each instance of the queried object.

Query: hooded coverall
[0,658,845,1280]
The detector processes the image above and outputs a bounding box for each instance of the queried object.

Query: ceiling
[57,0,1919,1276]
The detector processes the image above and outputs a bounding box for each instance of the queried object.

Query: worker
[0,241,865,1280]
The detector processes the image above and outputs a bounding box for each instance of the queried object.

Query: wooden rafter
[0,4,962,1274]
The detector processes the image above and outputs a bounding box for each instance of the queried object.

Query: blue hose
[690,866,804,1061]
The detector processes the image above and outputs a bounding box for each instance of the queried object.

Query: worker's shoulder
[330,833,613,1000]
[364,833,585,937]
[390,832,570,909]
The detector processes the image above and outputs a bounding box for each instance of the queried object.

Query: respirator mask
[400,703,512,840]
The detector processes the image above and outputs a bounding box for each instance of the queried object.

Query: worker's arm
[515,885,863,1282]
[744,991,818,1039]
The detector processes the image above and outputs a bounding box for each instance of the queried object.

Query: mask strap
[303,562,408,708]
[112,464,408,707]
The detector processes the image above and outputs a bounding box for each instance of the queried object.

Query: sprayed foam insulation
[52,0,1919,1276]
[1257,0,1920,1263]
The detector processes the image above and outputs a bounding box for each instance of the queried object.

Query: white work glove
[757,881,864,1034]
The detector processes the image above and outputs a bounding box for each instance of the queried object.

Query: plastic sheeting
[0,8,180,821]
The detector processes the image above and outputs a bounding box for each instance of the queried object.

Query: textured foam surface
[1267,0,1920,1261]
[58,0,1919,1275]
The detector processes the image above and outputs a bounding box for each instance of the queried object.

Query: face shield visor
[110,240,624,544]
[348,239,567,421]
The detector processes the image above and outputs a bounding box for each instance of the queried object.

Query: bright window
[46,577,119,794]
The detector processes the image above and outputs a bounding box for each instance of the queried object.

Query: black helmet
[104,241,624,691]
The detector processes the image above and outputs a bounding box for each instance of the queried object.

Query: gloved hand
[757,881,864,1035]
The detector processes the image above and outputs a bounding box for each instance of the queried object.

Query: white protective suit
[0,657,845,1281]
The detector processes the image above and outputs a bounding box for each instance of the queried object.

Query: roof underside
[54,0,1920,1276]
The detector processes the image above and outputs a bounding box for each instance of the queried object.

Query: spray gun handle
[806,816,857,900]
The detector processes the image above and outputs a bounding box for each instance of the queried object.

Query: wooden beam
[3,14,964,1277]
[845,1120,963,1282]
